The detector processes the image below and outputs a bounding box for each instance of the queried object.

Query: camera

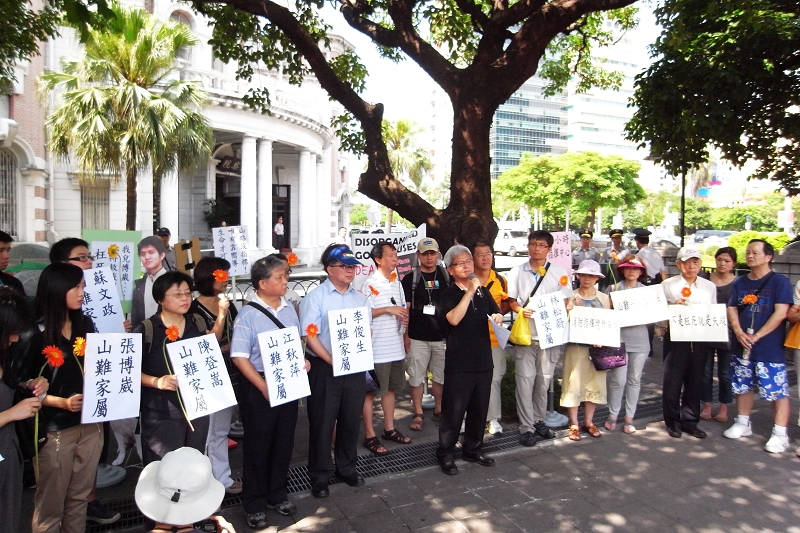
[195,519,220,533]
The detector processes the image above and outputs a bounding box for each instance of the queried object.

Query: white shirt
[661,274,717,305]
[506,261,573,339]
[361,270,406,363]
[636,246,665,278]
[144,267,167,318]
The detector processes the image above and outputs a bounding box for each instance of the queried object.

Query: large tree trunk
[126,167,137,231]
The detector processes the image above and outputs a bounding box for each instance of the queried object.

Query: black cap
[156,227,171,237]
[579,229,593,238]
[609,229,624,238]
[632,228,652,237]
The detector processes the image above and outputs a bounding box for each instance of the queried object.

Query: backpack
[142,313,207,354]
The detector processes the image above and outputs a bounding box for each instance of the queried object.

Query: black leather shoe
[462,453,495,467]
[684,427,707,439]
[520,431,538,447]
[667,426,682,439]
[534,421,555,439]
[438,458,458,476]
[335,471,365,487]
[311,482,329,498]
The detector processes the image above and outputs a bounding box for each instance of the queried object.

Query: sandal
[383,428,412,444]
[363,436,389,456]
[568,425,581,441]
[604,419,617,431]
[622,423,637,434]
[582,424,602,438]
[409,413,424,431]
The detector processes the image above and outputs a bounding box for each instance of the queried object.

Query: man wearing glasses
[300,244,371,498]
[131,236,167,328]
[506,230,573,447]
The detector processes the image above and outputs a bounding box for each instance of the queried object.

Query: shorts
[405,339,445,387]
[372,360,406,396]
[730,355,789,401]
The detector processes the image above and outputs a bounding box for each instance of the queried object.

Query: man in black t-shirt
[0,231,25,295]
[401,238,448,431]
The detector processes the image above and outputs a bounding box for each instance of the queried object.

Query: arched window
[0,148,17,236]
[170,12,193,64]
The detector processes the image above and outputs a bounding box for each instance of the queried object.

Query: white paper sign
[166,334,237,419]
[257,326,311,406]
[668,304,729,343]
[82,268,126,333]
[91,241,136,303]
[529,291,570,349]
[82,333,142,424]
[568,306,622,347]
[350,224,426,289]
[547,231,572,272]
[610,284,670,327]
[489,317,511,350]
[212,225,251,277]
[328,306,374,376]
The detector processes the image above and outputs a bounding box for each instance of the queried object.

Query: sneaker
[86,500,121,525]
[723,421,753,439]
[225,480,243,494]
[246,511,268,529]
[764,432,789,454]
[487,419,503,435]
[268,501,297,516]
[534,420,555,439]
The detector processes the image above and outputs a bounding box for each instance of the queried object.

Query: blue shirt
[299,278,372,357]
[230,294,300,372]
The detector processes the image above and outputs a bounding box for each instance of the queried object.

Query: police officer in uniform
[571,229,600,268]
[599,229,632,290]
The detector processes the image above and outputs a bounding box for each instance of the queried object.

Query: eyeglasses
[451,259,473,269]
[329,264,356,271]
[474,252,493,259]
[68,255,94,262]
[528,243,551,249]
[165,291,193,299]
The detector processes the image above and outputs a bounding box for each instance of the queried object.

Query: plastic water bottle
[742,328,754,360]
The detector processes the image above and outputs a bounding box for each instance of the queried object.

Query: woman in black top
[134,271,210,465]
[436,245,504,476]
[32,263,102,533]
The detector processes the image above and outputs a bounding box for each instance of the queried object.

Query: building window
[0,148,17,237]
[170,12,193,64]
[81,180,110,230]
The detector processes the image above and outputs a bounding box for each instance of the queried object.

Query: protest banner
[547,231,572,272]
[166,334,237,419]
[568,306,622,347]
[82,333,143,424]
[212,225,251,277]
[328,306,374,377]
[610,284,671,327]
[83,229,142,313]
[668,304,729,343]
[350,224,426,289]
[257,326,311,406]
[529,291,570,349]
[82,267,126,333]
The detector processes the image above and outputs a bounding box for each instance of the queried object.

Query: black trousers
[140,410,209,466]
[239,378,298,513]
[306,356,365,484]
[662,341,708,430]
[437,370,492,462]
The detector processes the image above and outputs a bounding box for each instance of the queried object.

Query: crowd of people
[0,227,798,533]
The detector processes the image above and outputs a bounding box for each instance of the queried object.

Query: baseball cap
[326,246,361,266]
[156,227,171,237]
[417,238,439,254]
[676,247,702,262]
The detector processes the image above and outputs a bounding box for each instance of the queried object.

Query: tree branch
[451,0,491,33]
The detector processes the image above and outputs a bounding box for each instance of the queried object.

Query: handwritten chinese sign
[529,291,570,349]
[212,225,251,277]
[568,306,622,347]
[351,224,426,289]
[610,285,670,327]
[256,326,311,406]
[328,306,374,377]
[82,333,142,424]
[668,304,729,343]
[547,231,572,272]
[84,229,141,313]
[166,334,237,419]
[83,268,125,333]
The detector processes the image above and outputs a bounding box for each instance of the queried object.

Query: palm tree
[40,3,213,231]
[382,119,433,229]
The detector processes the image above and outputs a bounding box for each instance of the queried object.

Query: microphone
[468,273,483,297]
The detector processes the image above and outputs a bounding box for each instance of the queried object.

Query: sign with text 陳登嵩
[81,333,143,424]
[257,326,311,406]
[212,225,250,277]
[166,334,237,420]
[328,306,374,377]
[83,229,142,314]
[529,291,570,349]
[546,231,572,273]
[82,268,126,333]
[350,224,426,290]
[568,306,622,347]
[668,304,729,343]
[609,284,670,327]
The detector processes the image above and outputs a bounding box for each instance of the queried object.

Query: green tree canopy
[495,152,645,229]
[626,0,800,192]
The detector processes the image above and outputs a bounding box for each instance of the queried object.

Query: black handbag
[588,342,627,371]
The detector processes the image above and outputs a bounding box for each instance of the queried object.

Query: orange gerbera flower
[166,325,180,342]
[287,253,299,266]
[559,275,569,286]
[742,294,758,305]
[389,272,397,283]
[213,269,229,282]
[611,252,618,262]
[42,346,65,368]
[681,287,692,298]
[73,337,86,357]
[369,285,380,296]
[107,244,119,260]
[305,324,319,338]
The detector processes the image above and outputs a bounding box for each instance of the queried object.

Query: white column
[136,164,154,234]
[239,135,257,248]
[257,138,273,251]
[297,149,314,249]
[159,169,179,236]
[317,149,331,246]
